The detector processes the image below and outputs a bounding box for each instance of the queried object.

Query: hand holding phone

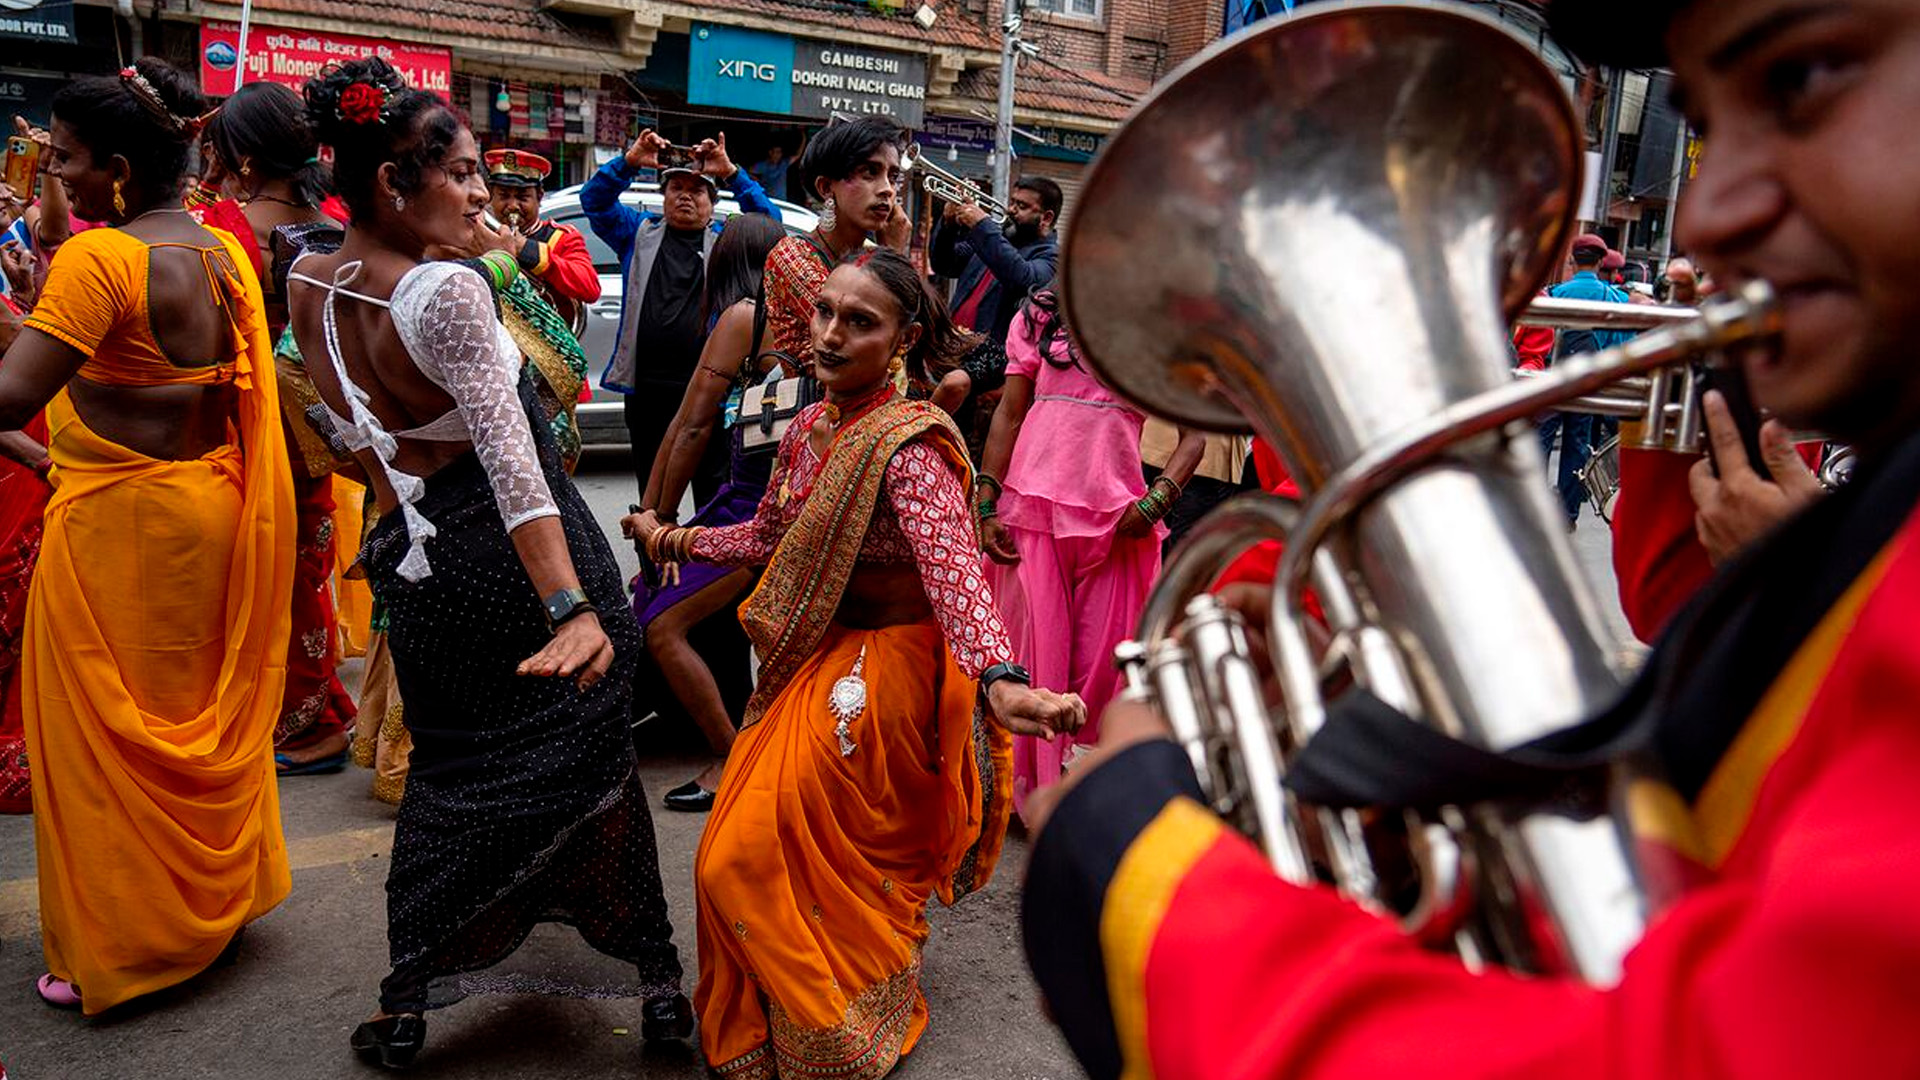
[2,136,40,198]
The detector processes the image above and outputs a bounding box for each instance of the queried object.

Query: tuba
[1064,1,1779,984]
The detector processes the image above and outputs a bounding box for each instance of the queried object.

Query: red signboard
[199,21,452,98]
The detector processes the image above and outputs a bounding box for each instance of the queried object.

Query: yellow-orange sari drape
[695,402,1012,1079]
[22,228,295,1014]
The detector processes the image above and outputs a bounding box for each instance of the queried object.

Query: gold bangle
[646,526,671,563]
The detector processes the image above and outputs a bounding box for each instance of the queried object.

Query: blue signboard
[688,23,792,116]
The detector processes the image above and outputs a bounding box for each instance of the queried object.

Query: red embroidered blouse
[689,401,1015,678]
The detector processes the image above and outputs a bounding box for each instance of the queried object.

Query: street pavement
[0,450,1630,1080]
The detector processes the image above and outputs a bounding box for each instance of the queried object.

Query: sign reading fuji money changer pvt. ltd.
[199,21,452,98]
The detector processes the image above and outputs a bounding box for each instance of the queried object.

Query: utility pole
[1658,118,1690,262]
[992,0,1021,202]
[1595,66,1626,241]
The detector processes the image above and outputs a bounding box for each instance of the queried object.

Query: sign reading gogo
[199,21,452,98]
[688,23,928,129]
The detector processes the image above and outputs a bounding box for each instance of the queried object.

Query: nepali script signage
[0,0,74,44]
[199,22,452,98]
[688,23,928,129]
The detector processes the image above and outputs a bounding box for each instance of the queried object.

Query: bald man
[1664,257,1700,306]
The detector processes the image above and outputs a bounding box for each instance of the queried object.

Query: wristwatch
[542,587,596,630]
[979,662,1032,692]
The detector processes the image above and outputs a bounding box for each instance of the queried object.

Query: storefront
[451,72,610,187]
[198,21,451,97]
[3,4,125,131]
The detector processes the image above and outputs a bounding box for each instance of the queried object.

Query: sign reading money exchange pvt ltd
[688,23,928,129]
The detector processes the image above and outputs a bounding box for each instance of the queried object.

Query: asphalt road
[0,450,1631,1080]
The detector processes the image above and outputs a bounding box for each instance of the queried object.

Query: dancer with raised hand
[0,58,296,1015]
[632,248,1085,1080]
[285,59,688,1069]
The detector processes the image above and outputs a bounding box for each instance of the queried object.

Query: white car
[540,181,817,449]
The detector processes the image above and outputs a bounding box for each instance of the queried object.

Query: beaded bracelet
[974,474,1004,496]
[1150,474,1183,500]
[975,498,999,522]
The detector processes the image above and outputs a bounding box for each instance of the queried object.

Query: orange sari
[695,403,1012,1079]
[20,226,294,1013]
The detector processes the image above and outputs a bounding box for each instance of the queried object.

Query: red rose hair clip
[338,81,391,125]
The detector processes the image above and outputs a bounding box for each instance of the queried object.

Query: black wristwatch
[542,587,596,630]
[979,662,1031,693]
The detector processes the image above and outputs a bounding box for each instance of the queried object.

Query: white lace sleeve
[394,264,559,532]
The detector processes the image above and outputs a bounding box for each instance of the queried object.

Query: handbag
[735,270,823,458]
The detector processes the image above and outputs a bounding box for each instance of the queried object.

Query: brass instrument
[1063,0,1781,985]
[901,142,1009,222]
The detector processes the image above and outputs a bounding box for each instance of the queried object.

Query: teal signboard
[688,23,792,117]
[686,23,928,128]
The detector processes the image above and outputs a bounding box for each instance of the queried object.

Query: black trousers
[624,388,727,511]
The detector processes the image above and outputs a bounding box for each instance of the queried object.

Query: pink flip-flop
[35,973,80,1011]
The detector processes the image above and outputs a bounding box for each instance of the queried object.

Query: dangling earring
[240,161,252,178]
[393,195,406,212]
[112,178,126,217]
[819,195,836,231]
[888,344,906,378]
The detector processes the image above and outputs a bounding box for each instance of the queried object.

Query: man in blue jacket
[1541,232,1636,529]
[581,129,777,502]
[930,176,1062,347]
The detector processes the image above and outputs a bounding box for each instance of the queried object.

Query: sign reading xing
[688,23,928,129]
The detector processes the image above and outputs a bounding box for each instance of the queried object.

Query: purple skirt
[631,447,772,627]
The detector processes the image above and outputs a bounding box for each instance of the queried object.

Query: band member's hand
[1115,503,1155,538]
[930,369,971,415]
[696,133,736,179]
[1023,698,1175,836]
[880,198,912,252]
[979,516,1019,564]
[1688,391,1825,565]
[480,218,525,257]
[953,201,990,230]
[941,199,965,224]
[626,128,669,170]
[986,681,1087,739]
[517,611,614,691]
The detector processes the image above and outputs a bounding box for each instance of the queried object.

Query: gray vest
[605,218,720,391]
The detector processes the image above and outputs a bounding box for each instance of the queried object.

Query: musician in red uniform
[1023,4,1920,1079]
[483,148,601,326]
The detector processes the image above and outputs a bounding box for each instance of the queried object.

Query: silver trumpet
[902,142,1008,222]
[1064,1,1780,985]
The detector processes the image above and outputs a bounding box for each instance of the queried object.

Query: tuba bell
[1064,0,1779,984]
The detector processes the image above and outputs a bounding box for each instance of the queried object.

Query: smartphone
[2,136,40,196]
[1696,362,1771,481]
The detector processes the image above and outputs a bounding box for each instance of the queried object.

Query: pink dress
[990,308,1163,819]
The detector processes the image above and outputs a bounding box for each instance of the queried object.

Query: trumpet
[1064,0,1783,987]
[901,142,1008,222]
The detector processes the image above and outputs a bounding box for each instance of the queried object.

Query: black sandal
[350,1013,426,1070]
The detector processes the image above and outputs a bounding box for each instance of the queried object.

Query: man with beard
[931,177,1061,347]
[582,129,777,506]
[1019,0,1920,1077]
[482,148,601,331]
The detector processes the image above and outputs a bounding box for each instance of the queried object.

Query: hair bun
[305,57,408,146]
[133,57,206,124]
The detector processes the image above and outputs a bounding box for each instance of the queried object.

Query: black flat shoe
[351,1014,426,1070]
[662,780,716,813]
[641,993,694,1041]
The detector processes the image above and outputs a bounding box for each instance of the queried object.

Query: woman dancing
[631,249,1084,1079]
[625,211,786,810]
[201,80,359,773]
[0,58,295,1014]
[285,59,688,1068]
[977,284,1204,818]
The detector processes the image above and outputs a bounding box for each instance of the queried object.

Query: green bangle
[478,249,520,291]
[976,499,999,520]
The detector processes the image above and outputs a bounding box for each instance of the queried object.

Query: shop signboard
[200,22,451,98]
[0,68,65,126]
[919,116,993,153]
[1016,124,1105,163]
[688,22,928,129]
[0,0,74,44]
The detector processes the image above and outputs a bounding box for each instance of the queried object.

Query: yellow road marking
[0,824,393,941]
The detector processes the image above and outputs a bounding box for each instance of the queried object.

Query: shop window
[1032,0,1100,19]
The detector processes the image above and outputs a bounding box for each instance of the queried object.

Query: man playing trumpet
[1023,1,1920,1077]
[482,148,600,329]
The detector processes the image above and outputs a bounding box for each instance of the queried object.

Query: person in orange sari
[628,249,1086,1079]
[0,59,295,1015]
